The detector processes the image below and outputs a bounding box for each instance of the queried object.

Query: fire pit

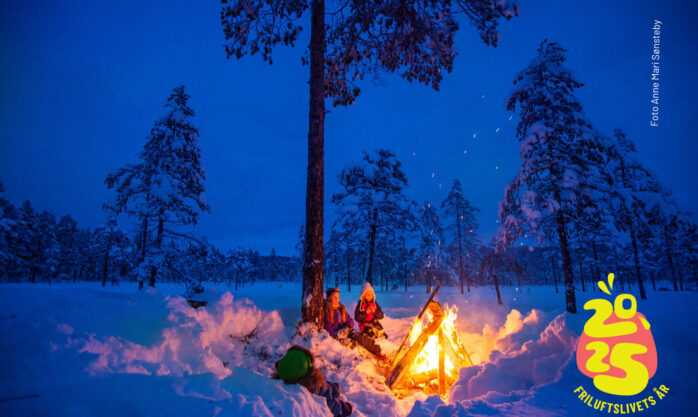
[385,285,473,396]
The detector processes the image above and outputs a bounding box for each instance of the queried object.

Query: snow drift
[2,284,584,417]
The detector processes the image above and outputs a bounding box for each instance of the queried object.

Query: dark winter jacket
[324,302,354,338]
[274,345,353,417]
[354,300,384,332]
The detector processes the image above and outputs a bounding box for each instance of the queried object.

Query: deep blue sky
[1,0,697,256]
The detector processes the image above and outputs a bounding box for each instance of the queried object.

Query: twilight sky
[1,0,697,256]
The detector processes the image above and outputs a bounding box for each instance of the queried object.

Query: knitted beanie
[360,282,375,301]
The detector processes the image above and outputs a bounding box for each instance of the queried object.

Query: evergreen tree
[226,247,250,290]
[35,210,57,283]
[0,180,15,280]
[441,179,480,293]
[418,201,445,293]
[607,129,665,300]
[497,40,601,313]
[221,0,519,327]
[56,215,79,280]
[105,86,209,288]
[94,216,129,286]
[332,149,414,285]
[13,201,38,282]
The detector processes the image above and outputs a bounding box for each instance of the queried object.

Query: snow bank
[3,283,644,417]
[406,310,577,417]
[67,290,285,383]
[450,312,576,401]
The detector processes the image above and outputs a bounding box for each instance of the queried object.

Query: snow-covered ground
[0,280,695,416]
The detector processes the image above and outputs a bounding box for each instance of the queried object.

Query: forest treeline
[1,44,696,310]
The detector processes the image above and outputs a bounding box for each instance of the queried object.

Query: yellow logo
[572,273,671,414]
[576,273,658,396]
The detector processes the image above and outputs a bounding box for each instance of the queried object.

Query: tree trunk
[102,252,109,287]
[365,208,378,284]
[426,270,431,294]
[380,262,384,291]
[139,212,149,290]
[578,261,585,292]
[679,267,685,291]
[148,266,156,287]
[551,257,559,293]
[556,210,576,313]
[492,265,502,305]
[664,226,678,291]
[650,271,656,291]
[456,205,464,294]
[346,254,351,292]
[591,241,601,292]
[613,249,625,292]
[235,269,239,291]
[403,246,408,292]
[301,0,326,329]
[149,216,164,288]
[466,256,471,292]
[630,228,647,300]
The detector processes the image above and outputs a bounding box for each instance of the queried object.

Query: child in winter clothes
[354,282,387,339]
[324,287,354,338]
[324,287,385,360]
[273,345,353,417]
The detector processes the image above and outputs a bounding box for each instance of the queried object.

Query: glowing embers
[386,301,473,397]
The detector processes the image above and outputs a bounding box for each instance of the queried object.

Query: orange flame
[407,304,468,382]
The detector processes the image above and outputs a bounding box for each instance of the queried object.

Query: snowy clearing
[0,281,695,416]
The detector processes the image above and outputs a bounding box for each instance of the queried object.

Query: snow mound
[450,312,576,401]
[69,291,286,382]
[26,285,580,417]
[406,311,577,417]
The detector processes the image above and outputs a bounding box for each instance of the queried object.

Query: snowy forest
[2,1,697,416]
[1,47,695,312]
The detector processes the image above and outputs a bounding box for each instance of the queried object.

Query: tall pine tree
[105,86,209,288]
[497,41,599,313]
[441,179,479,293]
[418,201,445,293]
[331,149,415,285]
[221,0,519,327]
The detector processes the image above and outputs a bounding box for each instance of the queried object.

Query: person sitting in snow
[324,287,385,360]
[273,345,353,417]
[324,287,354,338]
[354,282,387,340]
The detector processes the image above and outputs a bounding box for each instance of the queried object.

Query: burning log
[391,283,441,365]
[439,326,473,368]
[385,301,445,389]
[409,369,438,386]
[384,284,474,396]
[438,328,445,395]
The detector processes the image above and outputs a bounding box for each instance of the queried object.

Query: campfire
[385,284,473,396]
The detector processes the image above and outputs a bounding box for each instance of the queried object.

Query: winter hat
[360,282,375,301]
[326,287,339,298]
[277,348,312,382]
